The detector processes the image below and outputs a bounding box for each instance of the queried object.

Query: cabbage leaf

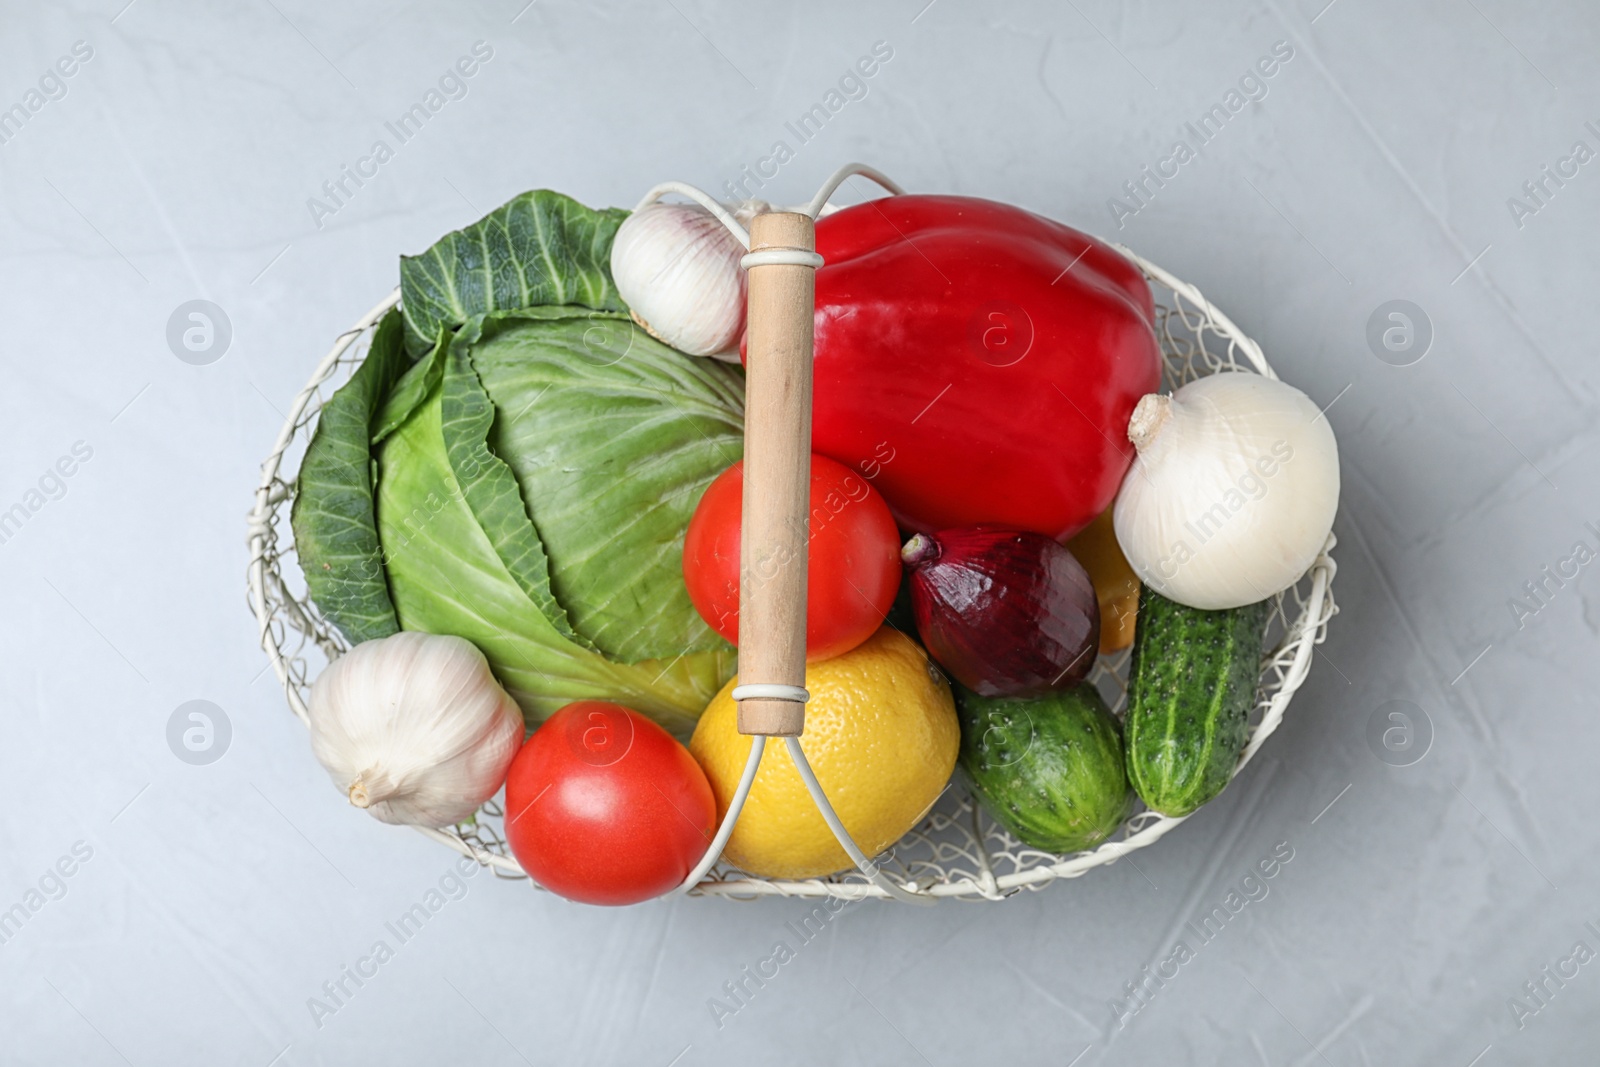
[398,190,628,357]
[290,307,408,643]
[462,309,743,663]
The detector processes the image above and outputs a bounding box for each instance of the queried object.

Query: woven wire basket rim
[245,245,1338,902]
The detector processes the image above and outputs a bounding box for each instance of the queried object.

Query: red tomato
[683,454,902,662]
[503,702,715,906]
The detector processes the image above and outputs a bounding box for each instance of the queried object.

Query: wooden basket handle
[735,212,819,737]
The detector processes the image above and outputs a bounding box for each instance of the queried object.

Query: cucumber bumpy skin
[957,683,1131,854]
[1124,589,1271,817]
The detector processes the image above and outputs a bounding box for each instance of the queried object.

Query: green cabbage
[292,192,742,735]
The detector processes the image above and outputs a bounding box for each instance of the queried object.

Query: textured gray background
[2,0,1597,1063]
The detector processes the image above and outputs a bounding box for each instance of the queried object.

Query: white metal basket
[246,240,1336,903]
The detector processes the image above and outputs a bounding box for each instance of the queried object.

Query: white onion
[1112,373,1339,610]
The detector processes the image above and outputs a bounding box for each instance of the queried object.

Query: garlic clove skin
[1112,372,1339,611]
[611,201,751,359]
[307,632,525,828]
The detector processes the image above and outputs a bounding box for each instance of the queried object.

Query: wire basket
[246,239,1337,903]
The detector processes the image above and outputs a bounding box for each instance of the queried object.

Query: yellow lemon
[690,626,959,879]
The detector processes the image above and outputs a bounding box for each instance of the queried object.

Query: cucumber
[1124,589,1270,817]
[956,683,1131,853]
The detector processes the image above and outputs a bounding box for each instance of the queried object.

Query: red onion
[902,527,1100,697]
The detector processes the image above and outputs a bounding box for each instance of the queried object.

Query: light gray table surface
[3,0,1598,1063]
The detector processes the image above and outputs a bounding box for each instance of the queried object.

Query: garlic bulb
[611,200,761,360]
[308,632,524,828]
[1112,372,1339,610]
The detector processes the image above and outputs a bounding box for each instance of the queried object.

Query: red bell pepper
[802,195,1161,540]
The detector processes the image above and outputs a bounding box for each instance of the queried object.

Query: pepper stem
[901,533,941,567]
